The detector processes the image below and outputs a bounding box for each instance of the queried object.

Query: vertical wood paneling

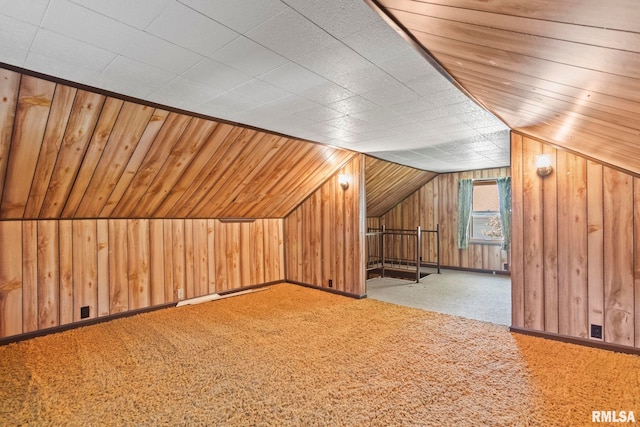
[603,168,634,346]
[172,220,186,300]
[512,132,638,349]
[542,146,559,333]
[22,221,38,333]
[184,219,195,299]
[37,220,59,329]
[511,133,525,327]
[251,219,265,286]
[380,167,510,272]
[239,222,251,287]
[127,219,150,310]
[214,219,227,292]
[149,219,166,306]
[163,220,175,301]
[193,219,209,297]
[635,178,640,348]
[556,151,588,338]
[284,155,365,296]
[207,219,216,294]
[72,220,97,321]
[587,161,604,340]
[0,215,288,338]
[96,220,109,317]
[522,140,544,330]
[58,221,73,325]
[0,221,22,337]
[108,219,128,313]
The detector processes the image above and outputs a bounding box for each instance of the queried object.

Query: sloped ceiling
[0,0,510,173]
[365,156,436,217]
[0,68,356,219]
[373,0,640,176]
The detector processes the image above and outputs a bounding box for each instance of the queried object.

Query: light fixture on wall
[536,154,553,177]
[338,174,350,190]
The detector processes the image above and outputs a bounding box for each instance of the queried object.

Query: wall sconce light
[536,154,553,177]
[338,174,350,190]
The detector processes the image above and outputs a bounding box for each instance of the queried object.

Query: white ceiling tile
[97,55,177,98]
[0,13,38,66]
[328,96,378,115]
[284,0,379,39]
[211,36,288,77]
[24,51,102,87]
[68,0,171,29]
[297,80,355,105]
[216,79,289,105]
[30,29,116,72]
[183,58,253,94]
[361,80,418,106]
[246,8,337,61]
[179,0,286,34]
[342,19,412,64]
[296,43,371,83]
[0,0,50,25]
[329,64,396,95]
[260,95,319,117]
[145,2,239,57]
[120,31,204,75]
[148,76,223,110]
[295,105,344,122]
[259,62,326,93]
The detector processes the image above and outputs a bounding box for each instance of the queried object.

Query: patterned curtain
[457,179,473,249]
[496,177,512,251]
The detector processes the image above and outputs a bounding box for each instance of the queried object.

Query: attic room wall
[377,167,511,272]
[0,218,284,339]
[284,154,366,297]
[511,132,639,350]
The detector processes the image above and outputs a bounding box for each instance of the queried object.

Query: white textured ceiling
[0,0,510,172]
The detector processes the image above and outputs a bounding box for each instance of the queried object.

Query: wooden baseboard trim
[0,302,175,347]
[287,280,367,299]
[510,326,640,356]
[0,280,287,347]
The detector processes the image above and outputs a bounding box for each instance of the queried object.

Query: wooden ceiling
[365,156,437,217]
[372,0,640,176]
[0,67,358,220]
[0,66,440,220]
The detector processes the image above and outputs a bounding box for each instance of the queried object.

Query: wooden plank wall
[378,167,510,272]
[511,132,639,349]
[0,218,284,339]
[284,155,366,296]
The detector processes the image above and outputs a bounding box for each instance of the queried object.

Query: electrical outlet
[503,263,509,270]
[80,306,90,319]
[328,279,333,288]
[591,324,602,339]
[177,288,184,299]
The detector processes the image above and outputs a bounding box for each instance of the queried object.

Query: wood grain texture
[510,133,525,328]
[1,76,55,218]
[37,220,59,329]
[380,166,510,272]
[511,132,638,348]
[0,221,22,337]
[0,69,20,204]
[0,67,356,220]
[284,155,366,296]
[377,0,640,175]
[0,218,285,339]
[602,168,634,346]
[22,221,38,333]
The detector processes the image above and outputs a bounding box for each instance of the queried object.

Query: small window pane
[470,181,502,244]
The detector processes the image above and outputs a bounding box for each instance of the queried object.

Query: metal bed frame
[366,225,441,283]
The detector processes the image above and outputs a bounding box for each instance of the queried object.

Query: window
[470,181,503,244]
